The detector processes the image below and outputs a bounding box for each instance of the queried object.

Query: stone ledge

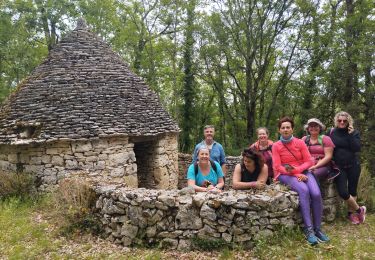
[95,184,302,249]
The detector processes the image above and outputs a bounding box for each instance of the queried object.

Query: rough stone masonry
[94,178,339,249]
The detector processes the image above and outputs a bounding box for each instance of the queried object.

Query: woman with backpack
[329,111,366,224]
[187,146,224,192]
[232,148,268,190]
[249,127,274,183]
[272,116,329,245]
[302,118,338,181]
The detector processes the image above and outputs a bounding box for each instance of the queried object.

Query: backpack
[304,134,324,147]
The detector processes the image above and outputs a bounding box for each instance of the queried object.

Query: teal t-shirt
[186,161,224,186]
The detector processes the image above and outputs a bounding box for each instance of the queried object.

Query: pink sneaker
[357,206,367,224]
[348,212,360,224]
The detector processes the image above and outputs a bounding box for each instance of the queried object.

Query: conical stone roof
[0,20,179,144]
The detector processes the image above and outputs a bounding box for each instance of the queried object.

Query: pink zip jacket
[272,137,314,180]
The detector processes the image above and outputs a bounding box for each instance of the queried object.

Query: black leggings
[334,163,361,200]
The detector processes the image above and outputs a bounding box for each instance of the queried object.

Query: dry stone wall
[95,185,301,249]
[0,134,179,190]
[177,153,339,222]
[0,137,137,190]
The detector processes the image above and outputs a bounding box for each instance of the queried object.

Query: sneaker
[304,227,319,246]
[315,229,330,243]
[348,212,360,224]
[357,206,367,224]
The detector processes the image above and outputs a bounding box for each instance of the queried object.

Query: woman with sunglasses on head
[329,111,365,224]
[272,116,328,246]
[232,149,268,190]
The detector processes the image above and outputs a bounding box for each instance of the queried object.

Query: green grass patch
[0,196,375,259]
[191,236,229,251]
[0,197,60,259]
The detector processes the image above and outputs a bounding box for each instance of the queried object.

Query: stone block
[108,138,128,146]
[72,142,92,153]
[222,233,232,243]
[146,226,157,238]
[7,154,18,163]
[42,174,58,184]
[125,163,137,175]
[120,223,138,239]
[111,167,124,177]
[84,151,99,156]
[92,139,109,149]
[160,238,178,249]
[192,193,206,208]
[46,147,72,155]
[0,160,16,171]
[94,161,106,170]
[198,224,220,238]
[108,153,128,166]
[200,204,217,221]
[86,156,98,162]
[175,206,202,230]
[51,155,64,166]
[177,239,191,250]
[19,153,30,163]
[158,230,183,238]
[41,155,51,164]
[24,164,44,173]
[65,160,78,169]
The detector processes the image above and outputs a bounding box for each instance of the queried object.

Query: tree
[180,0,197,152]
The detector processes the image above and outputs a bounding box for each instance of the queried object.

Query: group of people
[186,111,366,246]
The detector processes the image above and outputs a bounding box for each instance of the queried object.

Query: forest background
[0,0,374,175]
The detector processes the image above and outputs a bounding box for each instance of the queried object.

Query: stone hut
[0,20,180,190]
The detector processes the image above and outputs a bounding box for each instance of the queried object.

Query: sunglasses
[337,119,348,123]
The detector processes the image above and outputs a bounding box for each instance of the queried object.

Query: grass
[0,196,374,259]
[0,197,59,259]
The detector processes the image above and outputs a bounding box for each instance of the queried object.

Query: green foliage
[357,164,375,211]
[253,226,304,256]
[191,236,229,251]
[0,171,37,200]
[0,197,58,258]
[0,0,374,158]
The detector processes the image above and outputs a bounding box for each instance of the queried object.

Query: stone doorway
[133,138,158,189]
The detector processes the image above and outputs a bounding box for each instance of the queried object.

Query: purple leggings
[279,172,323,230]
[312,165,330,181]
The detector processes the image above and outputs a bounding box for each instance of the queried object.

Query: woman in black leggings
[329,111,366,224]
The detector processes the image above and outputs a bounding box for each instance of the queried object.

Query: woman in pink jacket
[272,116,329,246]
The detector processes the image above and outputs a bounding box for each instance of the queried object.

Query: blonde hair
[334,111,354,128]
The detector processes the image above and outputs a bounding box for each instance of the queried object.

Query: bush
[51,178,102,236]
[0,171,36,200]
[357,164,375,211]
